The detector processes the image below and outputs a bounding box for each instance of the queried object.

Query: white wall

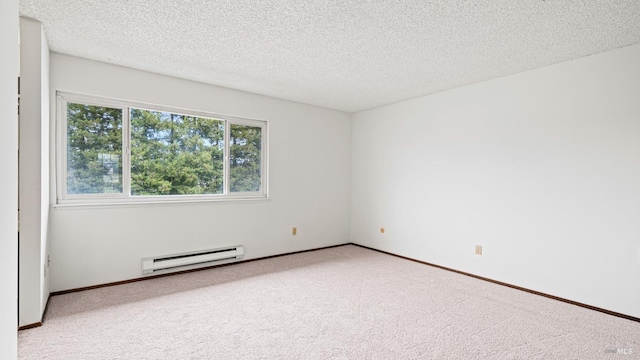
[0,0,19,358]
[19,17,50,326]
[351,44,640,318]
[40,25,51,316]
[49,54,352,291]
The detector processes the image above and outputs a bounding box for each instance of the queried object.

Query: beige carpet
[18,245,639,359]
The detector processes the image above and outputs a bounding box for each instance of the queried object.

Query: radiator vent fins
[142,245,244,275]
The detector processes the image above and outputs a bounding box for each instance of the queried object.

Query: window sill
[53,195,270,210]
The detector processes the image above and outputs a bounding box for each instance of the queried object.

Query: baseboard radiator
[142,245,244,275]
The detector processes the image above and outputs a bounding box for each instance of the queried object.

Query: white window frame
[56,91,269,206]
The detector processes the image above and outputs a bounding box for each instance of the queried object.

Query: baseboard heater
[142,245,244,275]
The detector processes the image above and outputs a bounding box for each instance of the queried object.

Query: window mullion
[224,119,230,195]
[122,107,131,197]
[261,123,267,196]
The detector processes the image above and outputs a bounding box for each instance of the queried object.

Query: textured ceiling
[19,0,640,113]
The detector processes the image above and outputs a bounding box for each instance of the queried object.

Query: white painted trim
[55,94,64,203]
[122,108,131,196]
[57,91,269,124]
[261,121,269,196]
[52,196,270,210]
[224,119,231,195]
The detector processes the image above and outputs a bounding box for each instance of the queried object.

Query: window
[57,92,267,204]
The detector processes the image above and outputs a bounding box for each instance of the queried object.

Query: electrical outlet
[292,227,297,236]
[475,245,483,255]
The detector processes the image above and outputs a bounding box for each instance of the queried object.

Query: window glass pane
[130,108,224,195]
[66,103,123,194]
[230,124,262,192]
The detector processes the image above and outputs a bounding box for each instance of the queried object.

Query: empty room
[2,0,640,359]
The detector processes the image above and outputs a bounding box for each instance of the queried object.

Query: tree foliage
[66,103,123,194]
[230,124,262,192]
[130,108,225,195]
[66,103,263,196]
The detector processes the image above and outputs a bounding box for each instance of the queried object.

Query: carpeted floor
[18,245,639,359]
